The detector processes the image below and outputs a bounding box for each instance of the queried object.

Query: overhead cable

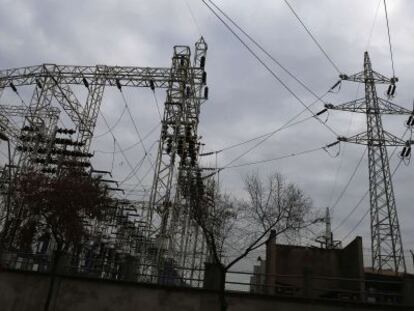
[282,0,341,74]
[383,0,396,77]
[223,143,334,170]
[341,157,403,241]
[333,127,410,232]
[219,91,330,168]
[95,123,160,155]
[151,91,163,121]
[94,104,127,138]
[206,114,314,156]
[330,147,367,213]
[98,110,144,189]
[183,0,202,36]
[365,0,382,50]
[119,140,158,186]
[116,88,156,178]
[201,0,339,138]
[206,0,333,104]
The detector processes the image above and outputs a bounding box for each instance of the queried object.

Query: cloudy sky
[1,0,414,271]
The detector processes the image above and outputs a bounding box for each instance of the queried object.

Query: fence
[0,250,205,288]
[226,269,407,305]
[0,250,412,306]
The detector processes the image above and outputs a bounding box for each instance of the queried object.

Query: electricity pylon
[326,52,412,273]
[148,37,208,280]
[0,37,209,283]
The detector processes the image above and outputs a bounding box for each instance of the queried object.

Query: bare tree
[191,171,319,311]
[191,179,237,265]
[242,172,315,245]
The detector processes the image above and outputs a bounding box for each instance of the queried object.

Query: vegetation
[192,171,320,311]
[11,168,112,311]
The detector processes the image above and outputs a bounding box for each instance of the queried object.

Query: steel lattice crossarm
[0,64,205,89]
[0,104,60,118]
[0,104,60,142]
[325,97,412,115]
[0,61,207,153]
[339,70,397,84]
[338,130,411,146]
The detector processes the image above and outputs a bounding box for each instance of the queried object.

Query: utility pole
[326,52,413,273]
[315,208,341,249]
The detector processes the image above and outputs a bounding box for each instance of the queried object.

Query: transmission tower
[148,37,208,279]
[315,208,342,249]
[326,52,412,272]
[0,37,209,284]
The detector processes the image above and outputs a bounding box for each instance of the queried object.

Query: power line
[205,112,314,157]
[327,84,361,210]
[205,0,333,105]
[151,91,163,122]
[366,0,382,50]
[342,207,369,241]
[220,91,330,168]
[94,123,160,155]
[98,110,144,189]
[383,0,396,77]
[224,144,326,170]
[334,190,368,233]
[94,103,127,138]
[119,156,146,185]
[333,128,409,231]
[282,0,341,74]
[201,0,338,138]
[124,163,157,199]
[115,89,158,186]
[202,90,331,158]
[119,90,154,168]
[119,140,158,186]
[333,128,410,233]
[110,136,116,174]
[95,88,162,155]
[94,89,161,188]
[183,0,202,36]
[340,157,404,241]
[221,114,314,153]
[330,147,367,213]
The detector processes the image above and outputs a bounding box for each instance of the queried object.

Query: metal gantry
[148,37,208,281]
[327,52,411,272]
[0,37,210,284]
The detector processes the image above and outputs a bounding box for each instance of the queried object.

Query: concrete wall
[0,269,411,311]
[264,236,365,297]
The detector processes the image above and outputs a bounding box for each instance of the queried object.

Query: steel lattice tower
[148,37,208,277]
[327,52,412,272]
[0,38,209,284]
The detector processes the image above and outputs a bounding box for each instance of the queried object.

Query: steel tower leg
[363,52,406,272]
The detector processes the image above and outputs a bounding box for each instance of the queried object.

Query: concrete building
[250,230,414,305]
